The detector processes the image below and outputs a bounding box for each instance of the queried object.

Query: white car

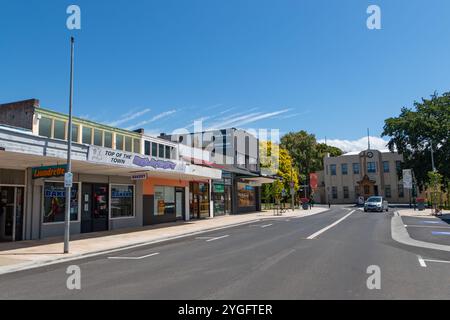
[364,196,389,212]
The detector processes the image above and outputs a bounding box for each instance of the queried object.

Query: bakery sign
[88,146,186,172]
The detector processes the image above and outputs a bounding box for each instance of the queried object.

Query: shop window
[165,145,171,159]
[104,131,113,148]
[159,144,165,158]
[152,142,158,157]
[39,117,52,138]
[110,185,134,218]
[237,183,256,207]
[116,134,124,150]
[54,120,66,140]
[133,139,141,154]
[72,124,79,142]
[154,186,175,216]
[43,182,79,223]
[94,129,103,146]
[82,127,92,144]
[144,141,151,156]
[125,136,132,152]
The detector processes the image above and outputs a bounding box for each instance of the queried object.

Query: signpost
[403,169,413,208]
[64,37,75,254]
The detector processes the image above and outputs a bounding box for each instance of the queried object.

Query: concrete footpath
[0,207,329,275]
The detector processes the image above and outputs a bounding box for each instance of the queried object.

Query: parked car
[364,196,389,212]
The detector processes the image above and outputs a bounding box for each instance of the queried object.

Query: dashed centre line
[307,210,355,240]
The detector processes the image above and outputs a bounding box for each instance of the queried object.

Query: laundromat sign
[32,165,67,179]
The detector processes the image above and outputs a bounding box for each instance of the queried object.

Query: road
[1,206,449,299]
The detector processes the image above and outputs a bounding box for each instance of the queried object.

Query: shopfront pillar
[185,185,190,221]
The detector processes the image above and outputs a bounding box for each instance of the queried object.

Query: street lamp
[64,37,75,254]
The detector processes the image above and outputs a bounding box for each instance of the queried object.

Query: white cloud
[206,108,290,130]
[107,108,151,127]
[126,110,177,130]
[318,136,390,153]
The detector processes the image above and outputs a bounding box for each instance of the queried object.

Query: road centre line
[261,224,273,228]
[306,210,355,240]
[206,235,229,242]
[108,252,160,260]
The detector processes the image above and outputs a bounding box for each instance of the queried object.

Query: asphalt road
[1,206,450,300]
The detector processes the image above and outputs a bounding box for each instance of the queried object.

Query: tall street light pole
[64,37,75,254]
[430,141,436,172]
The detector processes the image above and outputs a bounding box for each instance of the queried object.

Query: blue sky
[1,0,449,151]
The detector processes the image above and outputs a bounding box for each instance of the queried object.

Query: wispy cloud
[318,136,390,153]
[126,110,177,130]
[232,109,291,127]
[107,108,151,127]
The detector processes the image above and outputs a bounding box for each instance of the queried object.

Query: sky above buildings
[1,0,449,152]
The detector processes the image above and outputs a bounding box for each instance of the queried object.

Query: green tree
[280,131,343,191]
[382,92,450,190]
[260,140,299,203]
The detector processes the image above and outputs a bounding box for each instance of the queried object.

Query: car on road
[364,196,389,212]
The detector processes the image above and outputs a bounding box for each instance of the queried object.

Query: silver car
[364,196,389,212]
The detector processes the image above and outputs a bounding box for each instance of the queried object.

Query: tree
[382,92,450,190]
[280,131,343,190]
[259,140,299,203]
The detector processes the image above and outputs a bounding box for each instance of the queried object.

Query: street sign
[403,169,413,189]
[131,173,147,180]
[64,172,73,188]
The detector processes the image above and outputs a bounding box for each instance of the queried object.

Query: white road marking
[206,235,229,242]
[108,252,160,260]
[195,236,214,240]
[406,225,450,229]
[306,210,355,240]
[261,224,273,228]
[417,255,427,268]
[423,259,450,265]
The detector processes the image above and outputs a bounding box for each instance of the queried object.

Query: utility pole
[430,141,436,172]
[64,37,75,254]
[290,164,294,211]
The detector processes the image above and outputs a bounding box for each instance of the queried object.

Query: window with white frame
[43,182,79,223]
[110,185,134,218]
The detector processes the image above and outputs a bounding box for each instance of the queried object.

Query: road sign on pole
[403,169,413,189]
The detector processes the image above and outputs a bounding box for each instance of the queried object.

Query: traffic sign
[64,172,73,188]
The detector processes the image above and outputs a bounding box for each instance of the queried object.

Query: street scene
[0,0,449,306]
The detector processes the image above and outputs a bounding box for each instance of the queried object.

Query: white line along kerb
[206,235,229,242]
[307,210,355,240]
[108,253,160,260]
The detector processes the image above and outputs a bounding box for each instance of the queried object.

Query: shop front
[0,169,26,242]
[189,182,210,219]
[236,180,258,213]
[37,172,140,239]
[142,178,188,225]
[212,178,232,216]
